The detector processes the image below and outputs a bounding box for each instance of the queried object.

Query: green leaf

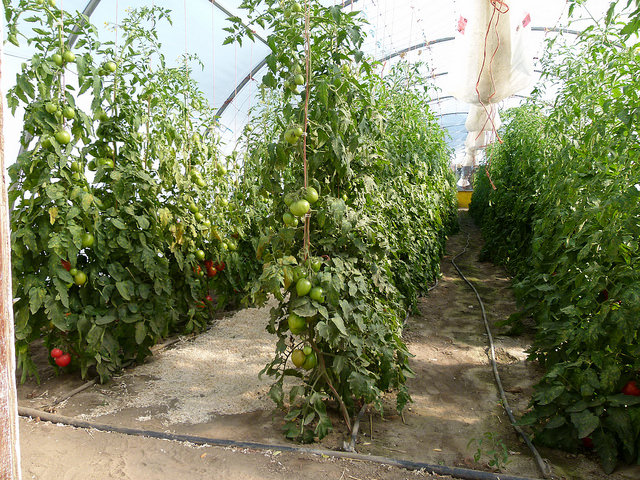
[28,286,46,314]
[135,322,147,345]
[570,410,600,438]
[116,280,135,301]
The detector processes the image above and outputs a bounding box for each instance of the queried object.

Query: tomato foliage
[6,2,237,382]
[227,0,457,442]
[471,22,640,472]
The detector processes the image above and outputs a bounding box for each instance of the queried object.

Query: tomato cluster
[50,348,71,368]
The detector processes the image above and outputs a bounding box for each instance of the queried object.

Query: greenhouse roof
[3,0,617,162]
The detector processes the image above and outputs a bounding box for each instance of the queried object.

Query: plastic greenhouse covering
[2,0,619,165]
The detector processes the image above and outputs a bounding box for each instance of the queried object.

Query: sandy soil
[16,211,640,480]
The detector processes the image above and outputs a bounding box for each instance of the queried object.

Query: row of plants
[227,0,457,442]
[470,14,640,473]
[6,1,241,382]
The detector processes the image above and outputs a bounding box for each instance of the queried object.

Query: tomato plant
[6,3,239,382]
[471,19,640,473]
[228,0,456,442]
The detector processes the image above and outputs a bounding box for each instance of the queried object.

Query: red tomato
[196,301,206,309]
[50,348,63,358]
[206,295,214,302]
[61,259,71,271]
[55,353,71,367]
[204,259,213,268]
[217,261,226,272]
[207,267,217,277]
[582,437,594,449]
[622,380,640,396]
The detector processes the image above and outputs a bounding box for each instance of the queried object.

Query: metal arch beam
[376,36,455,63]
[207,0,268,45]
[68,0,103,47]
[214,0,360,119]
[375,26,581,65]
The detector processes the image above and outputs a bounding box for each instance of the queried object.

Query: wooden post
[0,21,22,480]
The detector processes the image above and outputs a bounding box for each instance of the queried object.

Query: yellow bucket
[457,190,473,209]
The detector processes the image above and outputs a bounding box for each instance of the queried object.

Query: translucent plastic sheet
[448,0,534,105]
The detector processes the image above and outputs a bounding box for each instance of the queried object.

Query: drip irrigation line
[18,407,542,480]
[450,231,554,480]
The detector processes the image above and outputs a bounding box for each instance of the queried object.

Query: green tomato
[203,219,211,228]
[188,202,199,214]
[290,199,310,217]
[105,61,117,73]
[51,53,63,66]
[284,193,296,207]
[55,130,71,145]
[291,349,306,368]
[94,109,108,122]
[293,126,304,137]
[62,106,75,119]
[45,102,58,114]
[302,352,317,370]
[310,258,322,272]
[69,268,78,276]
[41,136,52,149]
[81,233,94,248]
[74,271,87,286]
[195,212,204,222]
[221,241,228,251]
[287,313,306,334]
[195,249,206,261]
[292,266,307,282]
[70,161,81,172]
[291,2,302,13]
[310,287,325,303]
[302,346,313,356]
[283,212,295,226]
[293,74,305,86]
[284,129,298,144]
[48,0,55,6]
[62,50,75,63]
[217,164,227,176]
[195,177,206,188]
[304,186,319,204]
[342,193,348,201]
[296,278,312,297]
[87,160,97,171]
[220,198,229,207]
[102,159,114,169]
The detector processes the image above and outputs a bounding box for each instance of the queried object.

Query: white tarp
[449,0,535,105]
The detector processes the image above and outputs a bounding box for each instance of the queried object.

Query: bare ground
[16,211,640,480]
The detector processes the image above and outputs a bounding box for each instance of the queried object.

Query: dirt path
[16,211,640,479]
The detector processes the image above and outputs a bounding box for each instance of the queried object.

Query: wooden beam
[0,21,22,480]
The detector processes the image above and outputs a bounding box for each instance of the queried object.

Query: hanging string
[302,0,312,260]
[211,1,216,113]
[58,1,65,120]
[112,0,118,166]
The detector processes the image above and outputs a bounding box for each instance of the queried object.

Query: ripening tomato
[60,259,71,271]
[291,349,306,368]
[207,266,217,277]
[622,380,640,396]
[55,353,71,367]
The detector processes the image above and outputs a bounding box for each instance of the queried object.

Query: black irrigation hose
[451,232,554,480]
[19,407,542,480]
